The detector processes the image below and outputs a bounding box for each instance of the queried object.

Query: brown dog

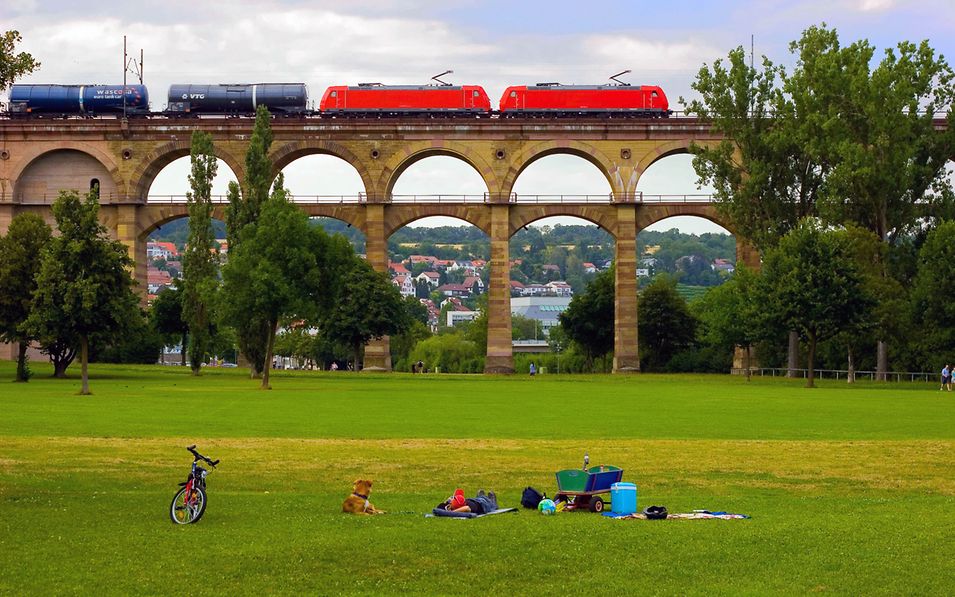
[342,479,384,514]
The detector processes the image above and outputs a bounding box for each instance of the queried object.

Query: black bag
[643,505,668,520]
[521,486,545,509]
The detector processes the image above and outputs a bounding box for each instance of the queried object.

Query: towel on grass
[426,507,519,519]
[604,510,750,520]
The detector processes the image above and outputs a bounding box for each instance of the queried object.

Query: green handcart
[553,465,623,512]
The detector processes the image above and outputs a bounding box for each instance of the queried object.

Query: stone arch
[379,144,497,199]
[298,204,366,231]
[383,205,491,238]
[132,140,244,202]
[269,140,374,198]
[637,204,737,236]
[508,205,618,239]
[634,139,697,178]
[11,144,123,203]
[502,141,619,198]
[138,204,229,243]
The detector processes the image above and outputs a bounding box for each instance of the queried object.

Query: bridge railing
[17,191,715,205]
[638,193,714,203]
[145,194,367,204]
[389,194,487,203]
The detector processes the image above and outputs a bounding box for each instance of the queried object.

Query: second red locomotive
[499,83,670,117]
[320,83,492,116]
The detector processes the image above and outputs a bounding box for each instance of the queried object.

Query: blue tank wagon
[9,84,149,114]
[166,83,308,114]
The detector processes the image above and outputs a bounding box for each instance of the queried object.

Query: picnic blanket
[426,507,519,519]
[604,510,750,520]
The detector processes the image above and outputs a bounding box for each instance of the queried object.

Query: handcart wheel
[589,497,604,513]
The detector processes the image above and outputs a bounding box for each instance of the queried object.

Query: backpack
[521,486,545,509]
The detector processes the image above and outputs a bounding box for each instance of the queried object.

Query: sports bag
[521,486,545,509]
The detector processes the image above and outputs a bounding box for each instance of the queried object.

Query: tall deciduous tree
[638,275,697,371]
[323,258,411,371]
[0,212,52,381]
[0,30,40,91]
[817,35,955,378]
[559,266,615,367]
[759,220,872,388]
[221,184,345,389]
[182,130,220,375]
[224,105,277,377]
[25,190,140,394]
[908,221,955,367]
[693,265,762,380]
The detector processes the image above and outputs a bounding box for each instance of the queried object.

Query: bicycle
[169,445,219,525]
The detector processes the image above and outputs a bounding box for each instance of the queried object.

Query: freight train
[5,80,670,118]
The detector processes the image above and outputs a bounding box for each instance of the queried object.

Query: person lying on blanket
[438,488,499,514]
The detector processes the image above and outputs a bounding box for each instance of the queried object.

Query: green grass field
[1,363,953,595]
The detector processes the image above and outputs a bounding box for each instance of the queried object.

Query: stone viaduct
[0,116,759,372]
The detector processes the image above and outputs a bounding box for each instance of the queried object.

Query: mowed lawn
[1,363,953,595]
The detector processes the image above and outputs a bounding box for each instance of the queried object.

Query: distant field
[1,363,953,595]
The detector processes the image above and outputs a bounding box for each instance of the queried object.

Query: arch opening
[511,154,613,205]
[145,215,228,295]
[388,154,490,208]
[146,156,239,204]
[638,215,736,289]
[278,154,366,203]
[636,153,715,206]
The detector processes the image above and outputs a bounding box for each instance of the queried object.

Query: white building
[510,296,572,337]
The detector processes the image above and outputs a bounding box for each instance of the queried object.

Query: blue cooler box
[611,482,637,515]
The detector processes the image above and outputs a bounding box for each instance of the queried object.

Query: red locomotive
[499,83,670,117]
[319,83,492,116]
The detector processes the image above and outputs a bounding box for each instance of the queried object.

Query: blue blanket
[427,507,519,519]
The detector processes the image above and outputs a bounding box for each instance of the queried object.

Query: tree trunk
[787,331,799,378]
[15,342,29,382]
[261,322,277,390]
[847,348,855,384]
[180,333,187,367]
[876,340,888,381]
[354,342,361,373]
[745,345,752,382]
[80,335,90,395]
[806,332,816,389]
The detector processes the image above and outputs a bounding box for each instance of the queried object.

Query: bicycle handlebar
[186,445,219,468]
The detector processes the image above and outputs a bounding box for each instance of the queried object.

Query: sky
[4,0,954,234]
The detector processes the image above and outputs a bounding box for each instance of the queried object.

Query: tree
[816,33,955,378]
[681,37,829,252]
[0,30,40,91]
[221,188,347,389]
[24,190,140,394]
[692,266,762,380]
[909,221,955,367]
[150,285,188,365]
[559,266,615,367]
[682,26,841,375]
[323,258,411,371]
[0,212,52,381]
[390,296,432,369]
[759,220,872,388]
[182,130,220,375]
[638,275,698,371]
[225,105,277,377]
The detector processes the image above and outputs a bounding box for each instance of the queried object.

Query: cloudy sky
[4,0,953,234]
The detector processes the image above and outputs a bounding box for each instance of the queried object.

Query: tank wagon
[499,83,670,117]
[319,84,492,116]
[166,83,308,114]
[8,84,149,115]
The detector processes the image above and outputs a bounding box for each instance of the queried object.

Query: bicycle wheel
[169,486,207,524]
